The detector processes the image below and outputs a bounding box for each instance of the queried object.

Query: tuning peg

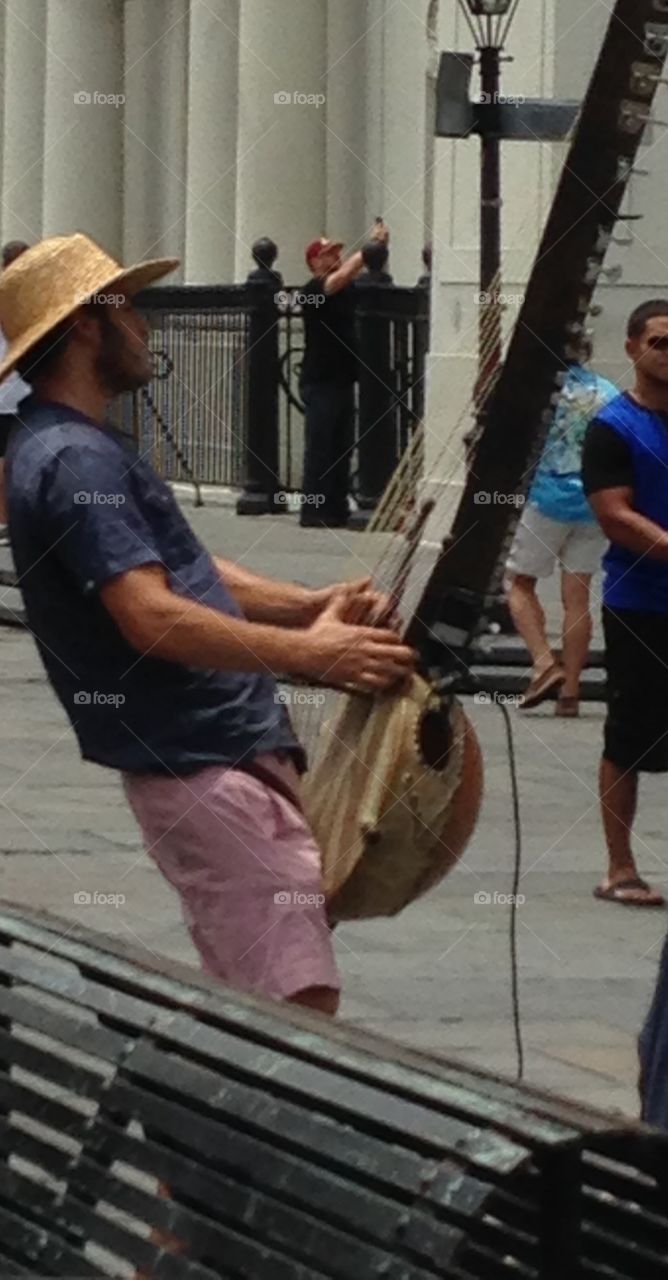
[630,61,664,97]
[619,100,650,134]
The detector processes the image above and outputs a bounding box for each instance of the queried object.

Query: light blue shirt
[529,364,618,523]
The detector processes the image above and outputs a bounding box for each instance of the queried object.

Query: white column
[235,0,327,283]
[123,0,189,276]
[364,0,386,231]
[42,0,124,253]
[325,0,368,253]
[185,0,239,283]
[2,0,47,245]
[375,1,431,285]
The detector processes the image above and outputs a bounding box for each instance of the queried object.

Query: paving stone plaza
[1,502,665,1120]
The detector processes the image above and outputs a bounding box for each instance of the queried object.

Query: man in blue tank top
[582,300,668,910]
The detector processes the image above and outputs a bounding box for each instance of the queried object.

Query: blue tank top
[596,394,668,613]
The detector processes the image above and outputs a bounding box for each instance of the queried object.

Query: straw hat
[0,232,179,383]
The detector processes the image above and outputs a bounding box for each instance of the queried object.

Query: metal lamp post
[457,0,519,443]
[438,3,577,436]
[437,2,578,628]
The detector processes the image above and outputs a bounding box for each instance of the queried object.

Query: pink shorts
[122,755,340,1002]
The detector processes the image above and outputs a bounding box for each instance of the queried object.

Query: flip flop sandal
[520,663,566,710]
[555,696,580,718]
[593,877,665,907]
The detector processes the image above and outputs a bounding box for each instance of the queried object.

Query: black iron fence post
[237,284,284,516]
[134,282,428,519]
[353,286,430,526]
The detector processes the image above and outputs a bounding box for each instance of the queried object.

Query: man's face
[627,315,668,387]
[313,244,343,276]
[93,296,153,395]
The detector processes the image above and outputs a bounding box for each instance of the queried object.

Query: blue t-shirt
[584,393,668,613]
[529,365,618,523]
[5,400,303,774]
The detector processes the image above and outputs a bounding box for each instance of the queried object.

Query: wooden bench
[0,901,666,1279]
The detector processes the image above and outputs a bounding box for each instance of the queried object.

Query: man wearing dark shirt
[299,223,390,528]
[0,233,414,1018]
[582,299,668,909]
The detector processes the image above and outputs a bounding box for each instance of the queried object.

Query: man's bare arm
[590,487,668,560]
[100,564,415,691]
[322,251,364,296]
[214,557,318,626]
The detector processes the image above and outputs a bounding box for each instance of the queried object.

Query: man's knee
[561,571,592,602]
[289,985,340,1017]
[507,573,538,594]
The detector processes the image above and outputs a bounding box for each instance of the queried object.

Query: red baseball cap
[305,237,344,267]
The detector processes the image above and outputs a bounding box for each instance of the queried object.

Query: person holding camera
[299,219,390,528]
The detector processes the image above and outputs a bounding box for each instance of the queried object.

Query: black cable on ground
[497,699,525,1081]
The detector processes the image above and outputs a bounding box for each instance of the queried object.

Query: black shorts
[603,606,668,773]
[0,414,16,458]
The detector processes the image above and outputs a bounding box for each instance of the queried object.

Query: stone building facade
[1,1,667,462]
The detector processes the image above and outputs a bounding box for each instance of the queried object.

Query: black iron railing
[130,282,430,516]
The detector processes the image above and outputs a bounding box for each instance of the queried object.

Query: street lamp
[437,4,578,447]
[437,0,577,629]
[457,0,520,444]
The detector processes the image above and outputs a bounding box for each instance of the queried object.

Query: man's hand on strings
[311,577,400,630]
[301,588,414,693]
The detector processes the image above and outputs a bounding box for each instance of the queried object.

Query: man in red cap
[299,222,389,528]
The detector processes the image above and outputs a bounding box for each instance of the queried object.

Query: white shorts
[506,504,606,579]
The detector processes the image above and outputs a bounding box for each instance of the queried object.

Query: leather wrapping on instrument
[303,674,468,919]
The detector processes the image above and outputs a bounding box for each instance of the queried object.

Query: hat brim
[0,255,179,385]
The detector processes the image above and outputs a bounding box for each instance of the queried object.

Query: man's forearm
[323,251,364,296]
[214,557,317,625]
[602,510,668,561]
[133,587,313,676]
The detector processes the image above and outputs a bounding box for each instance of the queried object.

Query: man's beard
[94,318,152,396]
